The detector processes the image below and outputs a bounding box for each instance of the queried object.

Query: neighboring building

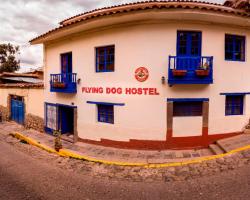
[24,67,44,80]
[0,71,44,132]
[0,72,43,84]
[30,0,250,149]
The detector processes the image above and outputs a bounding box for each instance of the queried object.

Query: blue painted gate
[11,99,24,124]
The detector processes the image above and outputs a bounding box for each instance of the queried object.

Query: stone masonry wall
[0,105,10,122]
[86,149,250,182]
[24,114,44,132]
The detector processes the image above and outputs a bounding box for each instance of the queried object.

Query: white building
[31,0,250,149]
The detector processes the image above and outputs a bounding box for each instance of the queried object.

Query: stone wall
[24,114,44,132]
[0,105,10,122]
[86,149,250,182]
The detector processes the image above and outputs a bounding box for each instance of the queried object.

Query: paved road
[0,140,250,200]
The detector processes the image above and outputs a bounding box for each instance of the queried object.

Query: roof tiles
[30,0,250,44]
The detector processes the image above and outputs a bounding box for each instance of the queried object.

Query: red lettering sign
[82,87,159,95]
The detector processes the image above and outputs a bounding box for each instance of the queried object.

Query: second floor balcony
[50,73,77,93]
[168,56,213,85]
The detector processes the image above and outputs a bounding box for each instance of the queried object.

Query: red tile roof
[0,72,39,78]
[30,0,249,44]
[0,83,44,89]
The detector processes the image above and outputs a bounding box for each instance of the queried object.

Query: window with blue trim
[97,104,114,124]
[61,52,72,73]
[225,95,244,115]
[177,31,201,57]
[96,45,115,72]
[173,101,203,117]
[225,34,245,61]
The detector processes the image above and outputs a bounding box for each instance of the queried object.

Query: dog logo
[135,67,149,82]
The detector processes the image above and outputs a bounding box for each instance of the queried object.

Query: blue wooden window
[225,34,245,61]
[96,45,115,72]
[97,104,114,124]
[173,101,203,117]
[225,95,244,115]
[177,31,201,57]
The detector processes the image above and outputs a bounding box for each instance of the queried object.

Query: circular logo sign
[135,67,149,82]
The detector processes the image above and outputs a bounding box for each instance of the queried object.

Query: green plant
[198,62,209,70]
[53,130,62,151]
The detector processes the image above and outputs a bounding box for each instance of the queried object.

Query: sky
[0,0,224,72]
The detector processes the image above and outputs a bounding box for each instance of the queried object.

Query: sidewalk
[1,121,250,164]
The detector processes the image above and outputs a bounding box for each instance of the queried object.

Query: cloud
[0,0,224,70]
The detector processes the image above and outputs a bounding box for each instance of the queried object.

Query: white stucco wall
[173,117,203,137]
[0,88,44,118]
[44,20,250,141]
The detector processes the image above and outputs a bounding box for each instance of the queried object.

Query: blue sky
[0,0,224,71]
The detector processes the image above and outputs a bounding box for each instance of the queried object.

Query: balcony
[168,56,213,85]
[50,73,77,93]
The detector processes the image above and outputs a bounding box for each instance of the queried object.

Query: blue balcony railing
[168,56,213,85]
[50,73,77,93]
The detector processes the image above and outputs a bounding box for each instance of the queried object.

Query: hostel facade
[31,0,250,149]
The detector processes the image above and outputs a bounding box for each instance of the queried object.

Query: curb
[11,132,250,168]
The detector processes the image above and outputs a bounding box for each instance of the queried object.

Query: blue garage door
[11,98,24,124]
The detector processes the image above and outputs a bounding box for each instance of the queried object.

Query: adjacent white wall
[44,19,250,141]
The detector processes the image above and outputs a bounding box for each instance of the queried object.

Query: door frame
[61,52,72,74]
[177,30,202,57]
[45,102,78,143]
[166,98,209,148]
[10,95,25,124]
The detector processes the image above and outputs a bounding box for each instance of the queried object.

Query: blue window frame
[96,45,115,72]
[97,104,114,124]
[173,101,203,117]
[177,31,201,57]
[61,52,72,73]
[225,95,244,115]
[225,34,245,61]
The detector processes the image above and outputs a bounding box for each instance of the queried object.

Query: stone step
[61,135,74,143]
[245,125,250,129]
[209,144,225,155]
[244,129,250,134]
[216,134,250,153]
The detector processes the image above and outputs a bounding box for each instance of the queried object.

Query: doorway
[58,105,74,135]
[45,103,77,143]
[11,95,24,124]
[176,31,202,71]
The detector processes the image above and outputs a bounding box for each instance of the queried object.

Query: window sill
[96,71,114,73]
[225,59,245,62]
[225,114,244,116]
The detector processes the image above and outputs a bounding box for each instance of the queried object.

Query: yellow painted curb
[11,132,57,154]
[11,132,250,168]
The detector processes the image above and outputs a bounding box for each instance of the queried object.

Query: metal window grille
[97,104,114,124]
[225,95,244,115]
[173,101,203,117]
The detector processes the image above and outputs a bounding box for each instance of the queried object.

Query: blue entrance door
[177,31,202,71]
[11,98,24,124]
[58,106,74,134]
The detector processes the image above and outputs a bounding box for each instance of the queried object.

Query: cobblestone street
[2,121,250,182]
[0,129,250,199]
